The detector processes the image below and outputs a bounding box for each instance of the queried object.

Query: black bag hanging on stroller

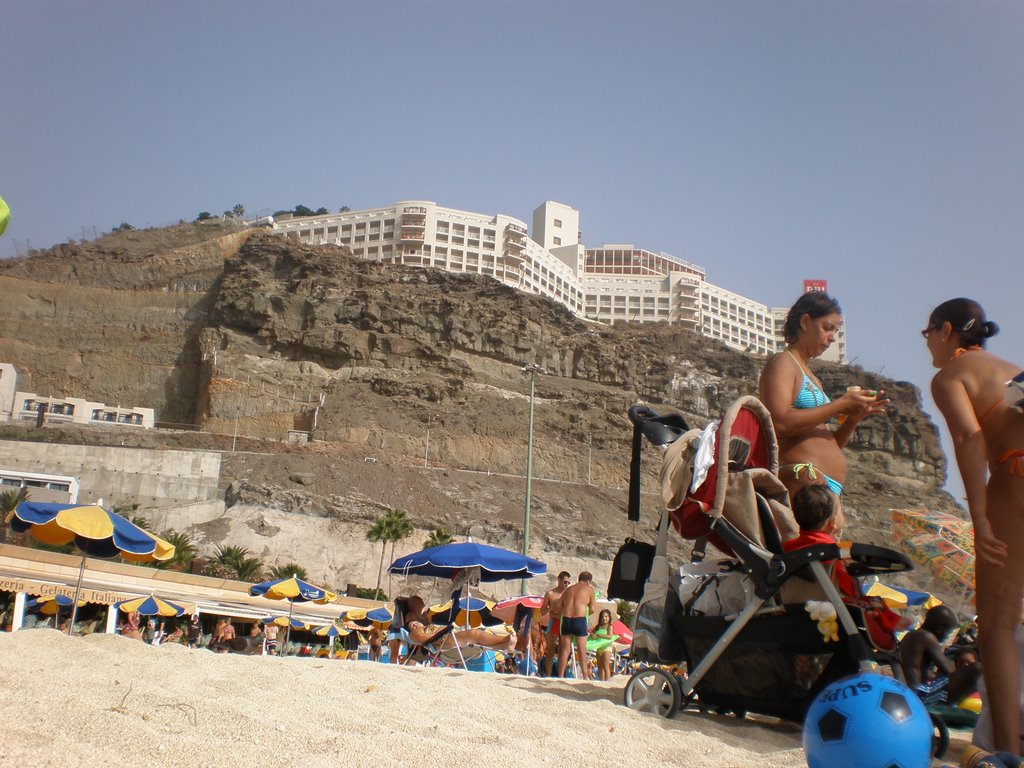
[607,538,656,602]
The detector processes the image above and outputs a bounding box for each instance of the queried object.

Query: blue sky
[3,1,1022,501]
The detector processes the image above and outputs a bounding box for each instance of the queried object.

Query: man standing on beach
[557,571,597,680]
[540,571,571,676]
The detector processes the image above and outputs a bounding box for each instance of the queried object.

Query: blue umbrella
[387,542,546,583]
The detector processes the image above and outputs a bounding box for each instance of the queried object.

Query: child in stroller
[784,484,909,651]
[622,396,913,724]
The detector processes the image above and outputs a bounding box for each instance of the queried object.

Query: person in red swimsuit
[925,297,1024,755]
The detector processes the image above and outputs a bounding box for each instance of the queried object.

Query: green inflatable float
[0,195,9,236]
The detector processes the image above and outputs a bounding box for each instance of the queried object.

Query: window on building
[554,219,562,228]
[553,237,561,246]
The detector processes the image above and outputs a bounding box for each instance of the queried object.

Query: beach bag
[676,561,748,617]
[607,538,656,602]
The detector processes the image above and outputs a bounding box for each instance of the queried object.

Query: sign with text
[803,279,828,294]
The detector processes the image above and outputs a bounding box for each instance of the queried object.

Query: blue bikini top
[787,350,830,409]
[793,373,830,409]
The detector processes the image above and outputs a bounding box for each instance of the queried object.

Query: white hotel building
[271,200,846,363]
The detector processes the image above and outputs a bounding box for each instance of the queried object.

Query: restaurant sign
[0,576,126,605]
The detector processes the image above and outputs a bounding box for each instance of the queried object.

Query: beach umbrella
[865,582,941,610]
[891,509,975,606]
[262,615,308,630]
[429,595,500,628]
[8,501,175,633]
[610,619,633,645]
[249,575,337,649]
[114,595,186,618]
[29,594,88,616]
[312,623,349,638]
[343,605,394,628]
[491,595,545,624]
[388,542,547,583]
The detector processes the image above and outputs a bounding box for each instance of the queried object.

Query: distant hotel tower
[270,200,846,363]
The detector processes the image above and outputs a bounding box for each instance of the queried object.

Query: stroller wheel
[623,667,681,719]
[929,712,949,760]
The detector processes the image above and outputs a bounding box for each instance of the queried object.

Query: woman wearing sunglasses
[924,297,1024,755]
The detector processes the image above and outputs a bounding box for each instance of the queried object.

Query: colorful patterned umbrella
[8,502,175,633]
[891,509,975,604]
[114,595,186,618]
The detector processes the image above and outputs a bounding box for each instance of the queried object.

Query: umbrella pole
[285,602,294,654]
[68,554,87,635]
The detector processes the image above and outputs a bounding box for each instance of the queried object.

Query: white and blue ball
[803,672,932,768]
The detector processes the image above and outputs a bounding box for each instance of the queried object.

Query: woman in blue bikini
[758,291,889,510]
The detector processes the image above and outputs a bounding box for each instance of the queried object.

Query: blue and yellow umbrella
[312,623,349,638]
[114,595,187,618]
[28,594,87,617]
[262,615,308,630]
[250,575,337,648]
[429,596,500,628]
[8,502,175,633]
[342,605,393,628]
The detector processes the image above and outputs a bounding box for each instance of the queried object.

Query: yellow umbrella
[31,594,87,616]
[8,502,175,634]
[865,582,942,610]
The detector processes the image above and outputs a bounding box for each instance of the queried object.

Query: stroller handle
[844,543,914,577]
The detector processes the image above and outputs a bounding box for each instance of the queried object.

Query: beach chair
[622,396,914,723]
[396,589,497,670]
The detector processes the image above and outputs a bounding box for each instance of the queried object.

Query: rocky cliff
[0,226,960,599]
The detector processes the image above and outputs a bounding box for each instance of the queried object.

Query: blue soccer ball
[803,672,932,768]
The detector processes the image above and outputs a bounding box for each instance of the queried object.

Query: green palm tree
[385,508,414,599]
[268,562,308,580]
[423,528,454,549]
[159,530,198,571]
[234,555,264,583]
[211,544,264,581]
[1,487,29,544]
[366,516,390,601]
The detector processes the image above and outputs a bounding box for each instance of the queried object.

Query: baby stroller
[621,396,914,725]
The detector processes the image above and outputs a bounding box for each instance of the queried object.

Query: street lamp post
[521,364,544,594]
[231,404,240,453]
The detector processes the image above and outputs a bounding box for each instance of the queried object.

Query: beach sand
[0,629,811,768]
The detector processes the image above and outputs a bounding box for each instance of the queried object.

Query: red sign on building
[803,279,828,294]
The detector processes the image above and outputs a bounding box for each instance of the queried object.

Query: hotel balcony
[505,223,527,236]
[399,233,424,241]
[402,206,428,215]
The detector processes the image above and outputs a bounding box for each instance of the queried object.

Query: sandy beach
[1,629,810,768]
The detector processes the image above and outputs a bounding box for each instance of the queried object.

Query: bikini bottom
[780,462,844,495]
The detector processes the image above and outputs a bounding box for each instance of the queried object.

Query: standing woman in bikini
[759,291,889,508]
[925,297,1023,754]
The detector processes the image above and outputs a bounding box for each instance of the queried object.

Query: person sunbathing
[401,595,516,654]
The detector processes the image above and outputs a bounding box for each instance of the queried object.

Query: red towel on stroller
[782,530,901,651]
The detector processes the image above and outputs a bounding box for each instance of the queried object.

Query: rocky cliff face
[0,226,960,598]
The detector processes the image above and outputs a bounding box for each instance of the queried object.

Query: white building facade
[272,200,846,362]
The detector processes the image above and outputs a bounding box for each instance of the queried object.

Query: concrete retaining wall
[0,440,222,508]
